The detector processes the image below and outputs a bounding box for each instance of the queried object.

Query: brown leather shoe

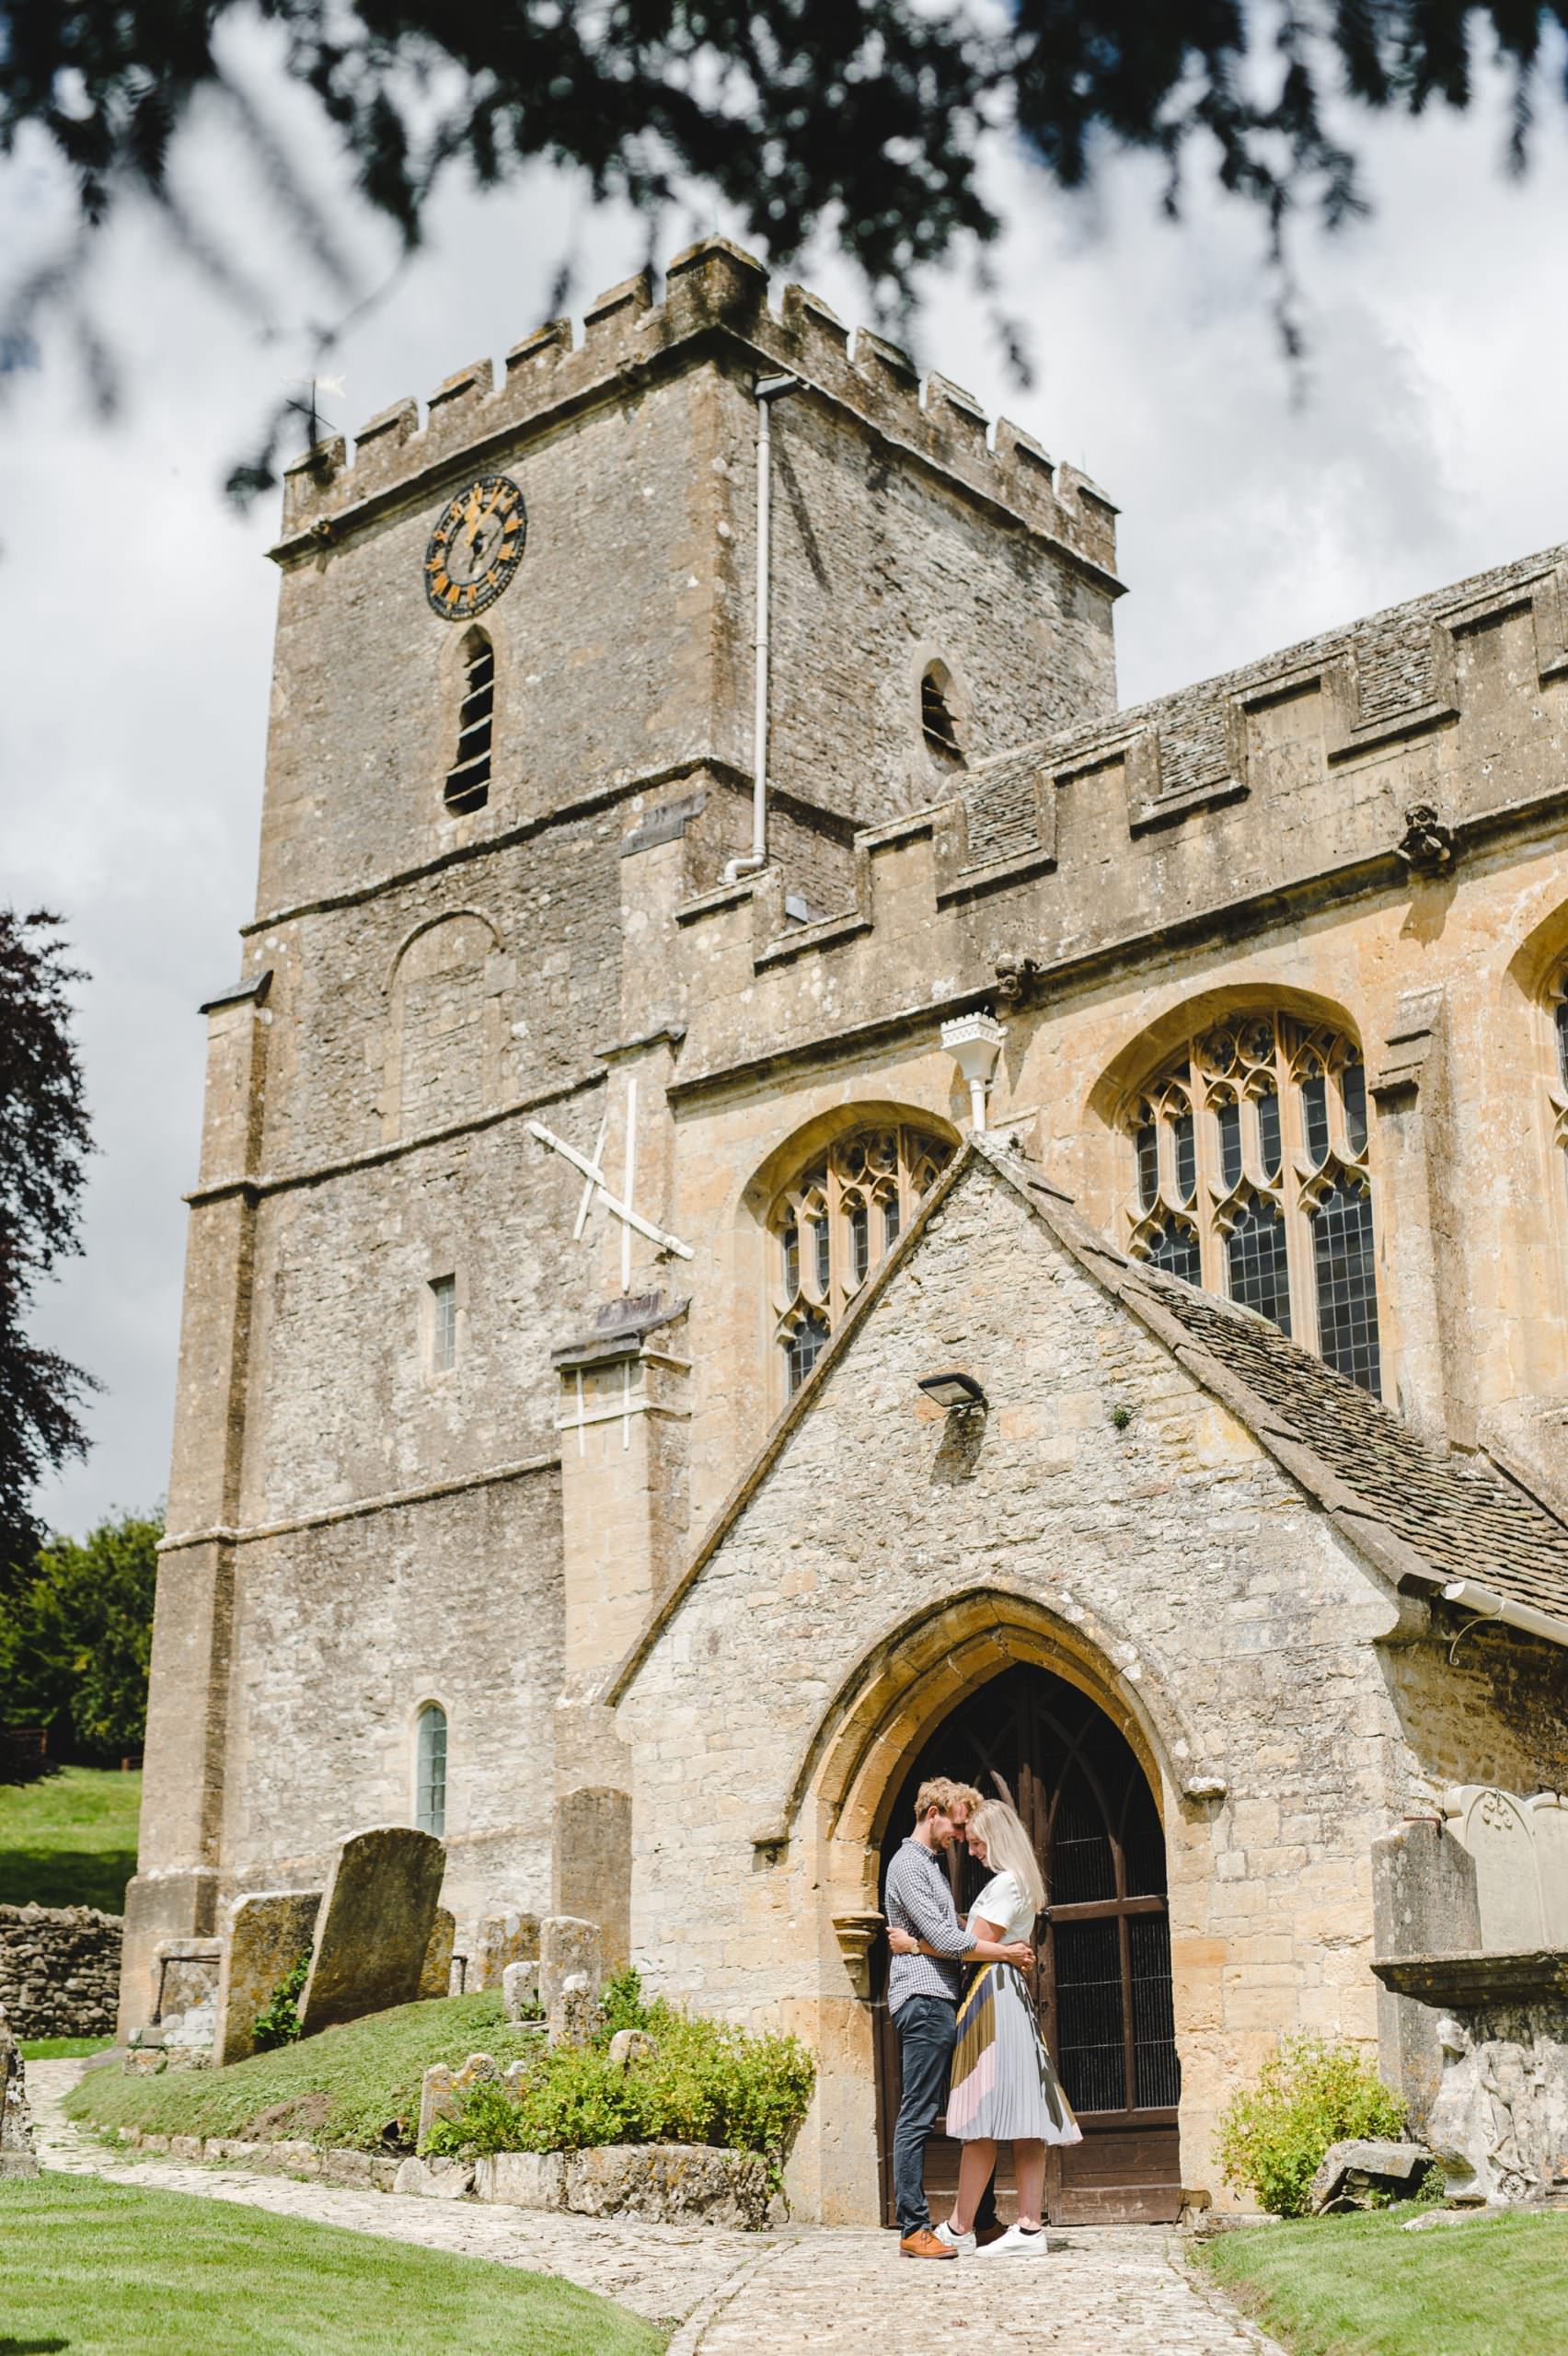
[974,2222,1009,2248]
[900,2226,957,2259]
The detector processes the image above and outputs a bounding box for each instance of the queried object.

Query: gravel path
[28,2062,1283,2353]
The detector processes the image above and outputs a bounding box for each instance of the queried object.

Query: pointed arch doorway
[873,1662,1182,2225]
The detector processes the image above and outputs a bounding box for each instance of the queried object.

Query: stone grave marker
[1449,1787,1544,1950]
[213,1891,323,2067]
[541,1916,603,2048]
[1528,1794,1568,1946]
[297,1827,446,2036]
[0,2001,39,2178]
[418,1908,455,2001]
[473,1909,540,1990]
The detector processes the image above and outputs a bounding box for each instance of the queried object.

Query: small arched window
[444,632,493,813]
[1123,1011,1382,1394]
[920,664,963,765]
[415,1703,447,1837]
[770,1125,954,1396]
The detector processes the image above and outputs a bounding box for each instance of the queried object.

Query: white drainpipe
[723,374,800,885]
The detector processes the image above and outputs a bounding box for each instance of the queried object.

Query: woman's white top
[969,1867,1036,1942]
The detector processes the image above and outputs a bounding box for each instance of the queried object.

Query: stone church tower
[126,237,1568,2224]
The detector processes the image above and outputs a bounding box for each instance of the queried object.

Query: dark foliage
[0,1509,161,1761]
[4,5,1568,478]
[0,911,93,1597]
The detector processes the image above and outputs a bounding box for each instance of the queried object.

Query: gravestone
[1448,1788,1544,1950]
[1528,1795,1568,1946]
[418,1908,455,2001]
[0,2001,38,2177]
[541,1916,604,2049]
[296,1828,446,2036]
[213,1891,323,2067]
[472,1910,539,1991]
[502,1959,540,2021]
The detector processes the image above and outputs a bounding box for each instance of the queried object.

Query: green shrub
[1216,2035,1406,2217]
[598,1966,651,2039]
[253,1951,311,2052]
[422,1999,815,2189]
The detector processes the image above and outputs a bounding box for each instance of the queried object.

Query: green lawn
[67,1990,544,2153]
[1197,2208,1568,2356]
[19,2036,116,2060]
[0,1766,142,1911]
[0,2173,663,2355]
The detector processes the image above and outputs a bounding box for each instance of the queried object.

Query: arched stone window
[770,1125,954,1395]
[1123,1011,1382,1394]
[444,629,494,813]
[920,662,963,766]
[415,1703,447,1837]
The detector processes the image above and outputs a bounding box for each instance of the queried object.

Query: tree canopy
[0,1509,161,1761]
[0,910,94,1598]
[4,3,1567,465]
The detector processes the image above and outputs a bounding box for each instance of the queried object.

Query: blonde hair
[913,1777,985,1826]
[968,1798,1046,1917]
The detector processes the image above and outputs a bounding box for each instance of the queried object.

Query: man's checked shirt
[883,1836,976,2015]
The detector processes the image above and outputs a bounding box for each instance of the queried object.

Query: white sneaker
[933,2219,975,2254]
[975,2222,1050,2258]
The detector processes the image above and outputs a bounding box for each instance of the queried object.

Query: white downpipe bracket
[723,375,801,886]
[941,1012,1008,1134]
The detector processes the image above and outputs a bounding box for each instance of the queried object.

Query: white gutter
[723,374,800,885]
[1438,1576,1568,1652]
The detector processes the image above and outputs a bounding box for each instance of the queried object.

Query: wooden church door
[873,1663,1182,2226]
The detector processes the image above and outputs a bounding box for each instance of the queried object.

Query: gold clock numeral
[424,474,526,618]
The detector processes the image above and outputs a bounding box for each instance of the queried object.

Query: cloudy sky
[5,28,1568,1537]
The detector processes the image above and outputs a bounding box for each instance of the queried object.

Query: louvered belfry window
[771,1126,953,1397]
[444,632,494,812]
[1124,1011,1382,1394]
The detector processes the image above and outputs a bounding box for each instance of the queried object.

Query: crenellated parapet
[273,237,1119,586]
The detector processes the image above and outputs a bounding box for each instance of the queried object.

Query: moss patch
[65,1991,544,2153]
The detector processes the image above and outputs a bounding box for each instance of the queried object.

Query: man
[883,1777,1033,2258]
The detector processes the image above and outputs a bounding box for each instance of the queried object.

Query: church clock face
[423,475,526,619]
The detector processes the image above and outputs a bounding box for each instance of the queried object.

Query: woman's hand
[887,1926,918,1955]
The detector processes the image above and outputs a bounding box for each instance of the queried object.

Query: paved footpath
[29,2063,1283,2354]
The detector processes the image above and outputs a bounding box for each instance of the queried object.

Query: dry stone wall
[0,1905,122,2040]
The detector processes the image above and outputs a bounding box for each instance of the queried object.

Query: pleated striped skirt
[945,1962,1084,2145]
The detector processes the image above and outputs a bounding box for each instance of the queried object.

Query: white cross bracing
[526,1117,695,1265]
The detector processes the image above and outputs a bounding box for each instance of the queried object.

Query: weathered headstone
[418,2050,499,2145]
[296,1828,446,2036]
[418,1908,455,2002]
[1528,1795,1568,1946]
[472,1910,540,1991]
[540,1916,601,2019]
[0,2001,39,2177]
[502,1959,540,2021]
[1447,1788,1544,1950]
[213,1892,322,2067]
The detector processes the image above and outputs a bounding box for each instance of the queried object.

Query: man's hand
[1003,1939,1032,1969]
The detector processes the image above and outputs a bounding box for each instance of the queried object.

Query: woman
[888,1796,1080,2255]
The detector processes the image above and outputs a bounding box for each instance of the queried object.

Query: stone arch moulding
[1087,979,1366,1129]
[1505,889,1568,1009]
[384,906,503,996]
[755,1583,1218,1893]
[382,908,509,1144]
[739,1096,963,1224]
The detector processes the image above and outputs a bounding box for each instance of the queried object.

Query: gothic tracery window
[771,1125,954,1395]
[1123,1011,1383,1394]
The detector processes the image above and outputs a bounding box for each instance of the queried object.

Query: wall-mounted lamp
[917,1370,987,1413]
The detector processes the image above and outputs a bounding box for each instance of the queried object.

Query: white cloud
[3,53,1566,1532]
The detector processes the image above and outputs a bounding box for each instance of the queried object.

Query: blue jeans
[892,1993,957,2235]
